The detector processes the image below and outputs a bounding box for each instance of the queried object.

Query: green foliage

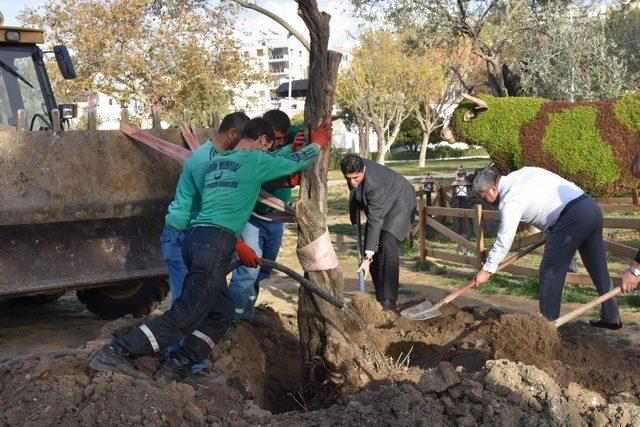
[542,107,620,185]
[394,114,422,151]
[613,93,640,133]
[453,96,547,169]
[605,6,640,85]
[290,112,305,127]
[516,10,630,101]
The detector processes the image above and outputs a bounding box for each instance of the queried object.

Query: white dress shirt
[483,167,584,273]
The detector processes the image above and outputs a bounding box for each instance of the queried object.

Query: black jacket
[349,159,417,252]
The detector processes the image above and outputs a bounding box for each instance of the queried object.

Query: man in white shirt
[472,165,622,328]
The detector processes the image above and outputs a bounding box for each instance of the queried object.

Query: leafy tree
[336,30,428,164]
[515,10,631,100]
[605,4,640,84]
[394,114,422,152]
[20,0,256,126]
[352,0,575,97]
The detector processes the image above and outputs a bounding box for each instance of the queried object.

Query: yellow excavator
[0,12,215,317]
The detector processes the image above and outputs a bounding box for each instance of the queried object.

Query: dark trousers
[371,230,400,302]
[116,226,236,363]
[539,196,621,322]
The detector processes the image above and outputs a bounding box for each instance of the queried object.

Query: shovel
[355,208,365,292]
[553,287,621,328]
[401,239,546,321]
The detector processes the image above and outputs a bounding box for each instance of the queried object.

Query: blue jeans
[160,225,209,372]
[229,216,285,326]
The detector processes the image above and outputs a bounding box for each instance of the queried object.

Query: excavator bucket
[0,118,214,317]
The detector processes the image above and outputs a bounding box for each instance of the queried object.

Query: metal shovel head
[400,299,443,321]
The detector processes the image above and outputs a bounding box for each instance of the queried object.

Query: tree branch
[230,0,311,52]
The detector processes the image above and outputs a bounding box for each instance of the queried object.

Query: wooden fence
[409,188,640,288]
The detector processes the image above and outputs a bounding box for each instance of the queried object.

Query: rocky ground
[2,292,640,426]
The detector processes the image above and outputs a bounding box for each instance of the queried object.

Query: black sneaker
[153,352,193,382]
[589,319,623,330]
[380,299,397,311]
[89,343,148,379]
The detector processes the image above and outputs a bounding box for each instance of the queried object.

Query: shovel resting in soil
[401,239,546,321]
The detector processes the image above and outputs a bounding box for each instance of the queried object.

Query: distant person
[341,154,417,310]
[471,166,622,329]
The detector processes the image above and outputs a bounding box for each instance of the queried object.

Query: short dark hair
[340,154,365,175]
[218,111,250,134]
[262,109,291,134]
[241,117,275,142]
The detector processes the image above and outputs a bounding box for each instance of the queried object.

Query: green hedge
[542,106,620,186]
[613,93,640,132]
[452,96,547,169]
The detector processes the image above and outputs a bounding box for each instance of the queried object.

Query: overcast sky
[4,0,365,50]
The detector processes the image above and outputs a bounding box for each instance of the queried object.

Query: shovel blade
[401,305,443,321]
[400,299,436,319]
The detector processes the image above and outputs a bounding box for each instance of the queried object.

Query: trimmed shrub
[613,93,640,132]
[450,94,640,196]
[542,106,620,186]
[451,96,547,169]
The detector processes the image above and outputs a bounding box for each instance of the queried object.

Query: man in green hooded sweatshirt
[90,117,332,381]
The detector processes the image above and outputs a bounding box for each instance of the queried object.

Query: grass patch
[326,156,492,181]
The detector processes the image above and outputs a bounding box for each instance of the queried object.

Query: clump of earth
[1,293,639,426]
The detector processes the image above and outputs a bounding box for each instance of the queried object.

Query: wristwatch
[628,266,640,277]
[364,255,373,263]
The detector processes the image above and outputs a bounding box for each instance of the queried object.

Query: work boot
[380,299,397,311]
[89,342,148,379]
[154,352,193,382]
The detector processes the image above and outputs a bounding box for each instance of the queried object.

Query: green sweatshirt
[254,123,304,214]
[164,140,218,232]
[190,144,319,236]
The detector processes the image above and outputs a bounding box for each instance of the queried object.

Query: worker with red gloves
[91,117,330,382]
[228,110,315,335]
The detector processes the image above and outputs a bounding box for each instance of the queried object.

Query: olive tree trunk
[295,0,373,397]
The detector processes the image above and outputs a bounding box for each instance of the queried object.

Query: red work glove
[235,240,262,268]
[310,123,332,150]
[288,173,300,187]
[292,130,306,152]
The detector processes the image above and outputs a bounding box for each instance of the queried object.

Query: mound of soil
[2,294,640,426]
[491,313,562,367]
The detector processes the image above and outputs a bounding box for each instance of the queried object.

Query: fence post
[419,204,426,263]
[475,204,484,264]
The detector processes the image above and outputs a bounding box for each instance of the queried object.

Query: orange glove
[235,241,262,268]
[310,123,332,150]
[292,130,306,152]
[288,173,300,187]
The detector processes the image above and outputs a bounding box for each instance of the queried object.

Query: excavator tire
[77,280,169,319]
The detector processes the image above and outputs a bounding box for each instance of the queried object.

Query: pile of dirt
[2,293,640,426]
[273,359,640,426]
[490,313,563,367]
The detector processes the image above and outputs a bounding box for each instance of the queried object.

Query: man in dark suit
[341,154,417,310]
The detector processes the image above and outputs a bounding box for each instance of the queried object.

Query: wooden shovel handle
[553,287,622,328]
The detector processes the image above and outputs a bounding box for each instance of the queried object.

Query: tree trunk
[355,114,367,157]
[418,128,432,168]
[364,121,370,158]
[295,0,377,400]
[375,133,388,164]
